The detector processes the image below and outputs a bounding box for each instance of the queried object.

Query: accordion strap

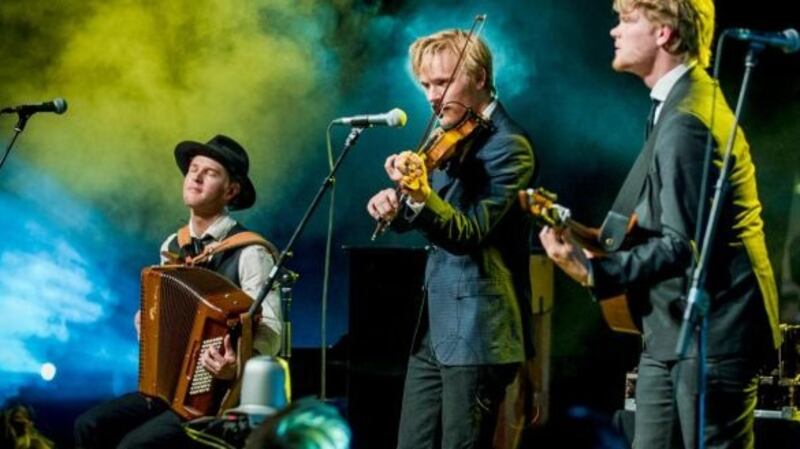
[177,225,192,248]
[168,225,279,266]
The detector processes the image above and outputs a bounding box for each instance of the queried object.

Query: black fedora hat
[174,134,256,210]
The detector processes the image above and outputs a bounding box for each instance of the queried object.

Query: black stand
[675,41,765,449]
[248,126,366,356]
[0,113,32,172]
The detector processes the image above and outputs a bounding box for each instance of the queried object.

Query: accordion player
[139,265,262,419]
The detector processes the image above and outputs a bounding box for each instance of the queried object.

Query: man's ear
[225,181,241,202]
[656,25,676,48]
[474,67,488,91]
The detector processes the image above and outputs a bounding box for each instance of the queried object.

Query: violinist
[366,28,536,449]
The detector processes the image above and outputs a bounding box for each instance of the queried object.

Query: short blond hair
[613,0,714,67]
[409,29,495,95]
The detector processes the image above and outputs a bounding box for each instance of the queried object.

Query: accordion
[139,266,254,420]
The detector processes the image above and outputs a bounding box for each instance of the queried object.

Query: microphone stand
[247,125,366,380]
[278,269,300,359]
[0,112,32,173]
[675,39,765,449]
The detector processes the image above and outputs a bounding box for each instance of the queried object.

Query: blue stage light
[0,160,145,403]
[40,363,56,381]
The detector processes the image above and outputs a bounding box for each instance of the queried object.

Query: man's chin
[438,113,461,129]
[183,196,204,209]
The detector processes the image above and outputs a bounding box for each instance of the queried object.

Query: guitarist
[540,1,779,448]
[74,135,281,449]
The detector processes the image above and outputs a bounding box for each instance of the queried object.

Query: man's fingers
[385,154,404,181]
[539,226,576,262]
[223,335,234,354]
[386,189,399,208]
[201,352,219,374]
[206,344,225,363]
[222,335,236,362]
[367,202,379,219]
[384,154,397,172]
[367,189,398,220]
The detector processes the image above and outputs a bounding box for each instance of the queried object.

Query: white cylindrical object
[228,355,288,417]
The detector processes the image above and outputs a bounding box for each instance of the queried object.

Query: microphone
[0,98,68,115]
[726,28,800,53]
[332,108,407,128]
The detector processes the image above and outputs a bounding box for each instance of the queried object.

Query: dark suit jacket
[591,66,780,361]
[393,102,536,365]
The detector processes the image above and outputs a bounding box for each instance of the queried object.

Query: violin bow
[371,14,488,241]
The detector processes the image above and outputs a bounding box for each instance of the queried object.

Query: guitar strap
[599,137,656,252]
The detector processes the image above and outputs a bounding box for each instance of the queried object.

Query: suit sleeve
[409,133,534,255]
[591,113,711,297]
[386,201,416,233]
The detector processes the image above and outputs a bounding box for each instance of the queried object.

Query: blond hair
[409,29,495,95]
[613,0,714,67]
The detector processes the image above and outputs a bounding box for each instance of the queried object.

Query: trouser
[74,392,204,449]
[396,333,518,449]
[633,352,759,449]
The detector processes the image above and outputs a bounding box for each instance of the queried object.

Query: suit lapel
[600,68,695,244]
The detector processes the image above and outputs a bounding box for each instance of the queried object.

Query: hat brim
[174,140,255,210]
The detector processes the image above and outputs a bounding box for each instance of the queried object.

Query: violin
[418,109,491,171]
[397,108,491,196]
[370,16,489,240]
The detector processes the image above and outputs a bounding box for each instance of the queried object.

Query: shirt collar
[189,214,236,241]
[650,62,694,104]
[481,98,498,119]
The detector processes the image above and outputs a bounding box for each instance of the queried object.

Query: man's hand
[367,188,401,221]
[383,153,405,182]
[201,334,237,380]
[394,151,430,203]
[382,151,431,203]
[539,226,591,286]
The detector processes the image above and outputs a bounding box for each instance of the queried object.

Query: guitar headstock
[518,188,571,228]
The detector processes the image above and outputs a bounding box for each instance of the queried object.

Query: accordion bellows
[139,266,253,419]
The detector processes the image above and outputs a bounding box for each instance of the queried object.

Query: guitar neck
[561,217,606,255]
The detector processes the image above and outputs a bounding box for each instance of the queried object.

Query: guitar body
[598,294,640,335]
[519,188,641,334]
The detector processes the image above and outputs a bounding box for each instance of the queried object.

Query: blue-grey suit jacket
[393,102,536,366]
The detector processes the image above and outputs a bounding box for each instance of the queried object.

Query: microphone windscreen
[783,28,800,53]
[387,108,407,128]
[53,98,68,114]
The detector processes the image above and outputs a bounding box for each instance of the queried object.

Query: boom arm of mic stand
[247,126,366,320]
[0,113,32,173]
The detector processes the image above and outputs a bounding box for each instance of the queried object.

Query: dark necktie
[645,98,661,140]
[186,235,215,258]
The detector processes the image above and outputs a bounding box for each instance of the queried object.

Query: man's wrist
[581,261,594,288]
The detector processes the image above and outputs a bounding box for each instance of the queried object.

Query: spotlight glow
[40,363,56,381]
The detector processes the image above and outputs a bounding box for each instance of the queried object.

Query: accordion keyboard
[188,336,224,396]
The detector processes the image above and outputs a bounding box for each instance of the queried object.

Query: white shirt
[160,214,282,356]
[649,62,694,125]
